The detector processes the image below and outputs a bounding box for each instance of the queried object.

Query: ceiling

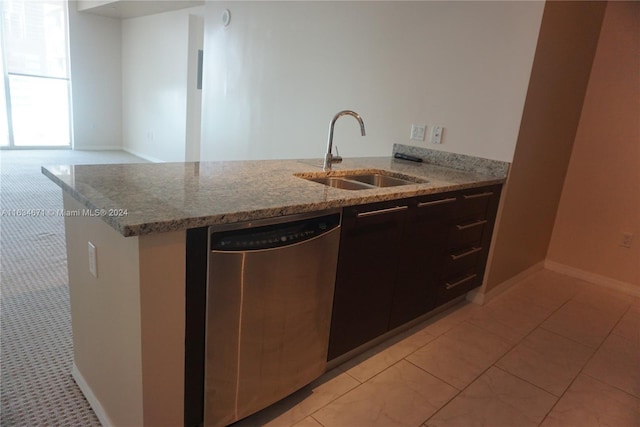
[76,0,205,19]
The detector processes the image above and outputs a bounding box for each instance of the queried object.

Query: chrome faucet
[323,110,366,171]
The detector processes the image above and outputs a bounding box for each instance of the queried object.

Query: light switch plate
[88,241,98,278]
[410,124,426,141]
[431,126,443,144]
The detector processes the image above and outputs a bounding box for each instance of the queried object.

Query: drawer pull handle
[446,273,478,290]
[463,192,493,200]
[456,219,487,230]
[356,205,408,218]
[450,246,482,260]
[417,197,457,208]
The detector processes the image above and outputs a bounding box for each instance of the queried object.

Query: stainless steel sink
[346,173,420,187]
[297,170,427,190]
[308,177,373,190]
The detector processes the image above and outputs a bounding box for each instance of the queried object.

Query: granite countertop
[42,146,509,237]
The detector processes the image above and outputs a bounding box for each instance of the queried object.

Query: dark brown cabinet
[328,184,502,361]
[327,199,409,361]
[436,185,501,306]
[388,193,457,329]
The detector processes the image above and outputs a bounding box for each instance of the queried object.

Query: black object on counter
[394,152,424,163]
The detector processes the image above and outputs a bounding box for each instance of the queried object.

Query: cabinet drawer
[414,194,457,219]
[341,201,409,245]
[344,199,410,218]
[454,189,494,221]
[447,218,487,250]
[438,270,482,304]
[443,246,483,278]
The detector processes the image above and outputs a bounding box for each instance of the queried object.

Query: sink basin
[345,173,420,187]
[308,177,373,190]
[297,170,427,190]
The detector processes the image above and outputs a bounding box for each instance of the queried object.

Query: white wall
[547,1,640,288]
[121,6,204,162]
[484,1,608,291]
[64,192,144,426]
[67,1,123,150]
[200,1,544,163]
[64,191,187,426]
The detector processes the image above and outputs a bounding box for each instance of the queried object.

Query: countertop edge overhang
[42,155,509,237]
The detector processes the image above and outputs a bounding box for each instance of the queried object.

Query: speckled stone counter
[42,154,508,237]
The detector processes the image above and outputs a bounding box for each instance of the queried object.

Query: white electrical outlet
[410,124,426,141]
[88,241,98,278]
[621,232,633,248]
[431,126,443,144]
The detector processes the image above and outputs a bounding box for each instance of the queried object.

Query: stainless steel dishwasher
[205,209,341,427]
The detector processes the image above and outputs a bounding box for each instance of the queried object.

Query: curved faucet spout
[324,110,366,171]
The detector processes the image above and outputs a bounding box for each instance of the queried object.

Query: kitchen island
[43,147,508,427]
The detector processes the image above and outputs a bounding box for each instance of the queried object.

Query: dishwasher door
[205,210,341,427]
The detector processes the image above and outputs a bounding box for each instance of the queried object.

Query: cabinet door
[328,200,409,361]
[388,194,457,329]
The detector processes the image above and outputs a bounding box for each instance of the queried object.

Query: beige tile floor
[233,269,640,427]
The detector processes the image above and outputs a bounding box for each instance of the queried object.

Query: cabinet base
[326,294,467,370]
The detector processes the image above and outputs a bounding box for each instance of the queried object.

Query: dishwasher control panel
[210,212,341,251]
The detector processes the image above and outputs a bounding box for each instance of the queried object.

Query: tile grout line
[576,301,640,399]
[310,413,326,427]
[321,307,480,426]
[307,358,412,425]
[293,274,637,427]
[403,355,464,427]
[418,283,585,426]
[413,311,548,425]
[579,372,640,401]
[535,290,635,426]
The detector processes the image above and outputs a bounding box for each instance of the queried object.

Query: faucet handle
[333,145,343,163]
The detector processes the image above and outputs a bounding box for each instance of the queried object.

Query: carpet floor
[1,150,145,426]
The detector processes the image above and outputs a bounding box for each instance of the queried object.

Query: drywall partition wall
[64,192,144,426]
[67,1,122,150]
[547,2,640,289]
[185,14,204,162]
[121,6,204,163]
[200,1,544,162]
[64,191,187,425]
[484,1,607,292]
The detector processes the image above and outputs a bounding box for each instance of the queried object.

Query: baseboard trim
[544,260,640,297]
[467,261,545,305]
[122,147,166,163]
[73,146,123,151]
[71,363,112,427]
